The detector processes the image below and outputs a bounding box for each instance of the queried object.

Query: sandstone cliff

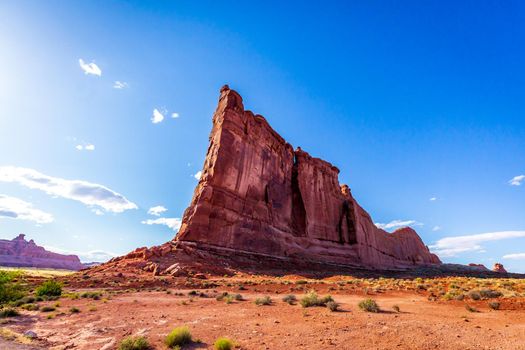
[0,234,84,270]
[175,86,441,269]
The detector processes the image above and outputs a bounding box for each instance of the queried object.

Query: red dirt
[2,281,525,350]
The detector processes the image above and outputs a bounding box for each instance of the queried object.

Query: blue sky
[1,1,524,271]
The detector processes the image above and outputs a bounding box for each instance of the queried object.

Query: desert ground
[1,268,525,350]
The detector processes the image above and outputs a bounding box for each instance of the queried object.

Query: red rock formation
[0,234,84,270]
[468,263,489,271]
[493,263,507,273]
[175,85,440,269]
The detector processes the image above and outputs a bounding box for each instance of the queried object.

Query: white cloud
[430,231,525,257]
[113,81,128,89]
[0,166,137,213]
[509,175,525,186]
[429,197,437,201]
[141,217,181,231]
[375,219,423,231]
[0,194,54,224]
[75,143,95,151]
[148,205,167,217]
[171,112,180,119]
[194,171,202,180]
[44,245,117,263]
[151,109,165,124]
[78,59,101,76]
[503,253,525,260]
[432,225,441,231]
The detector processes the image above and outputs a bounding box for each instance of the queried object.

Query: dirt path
[3,290,525,350]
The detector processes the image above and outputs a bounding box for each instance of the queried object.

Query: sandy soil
[2,285,524,350]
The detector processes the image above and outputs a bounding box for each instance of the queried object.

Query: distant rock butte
[173,85,441,269]
[0,234,84,270]
[493,263,507,273]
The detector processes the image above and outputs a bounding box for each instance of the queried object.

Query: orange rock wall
[176,86,440,269]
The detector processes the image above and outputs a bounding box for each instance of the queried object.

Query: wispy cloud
[113,81,128,89]
[75,143,95,151]
[503,253,525,260]
[432,225,441,231]
[429,197,437,201]
[509,175,525,186]
[430,231,525,257]
[194,171,202,180]
[171,112,180,119]
[44,245,117,263]
[0,194,54,224]
[141,217,181,231]
[78,59,102,76]
[0,166,137,213]
[147,205,167,217]
[152,108,165,124]
[375,219,423,231]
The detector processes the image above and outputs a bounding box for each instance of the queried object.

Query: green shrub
[69,307,80,313]
[488,301,500,310]
[41,306,56,312]
[165,326,192,348]
[119,336,150,350]
[300,291,333,308]
[0,271,25,305]
[21,303,39,311]
[214,337,234,350]
[254,296,272,306]
[326,301,339,312]
[282,294,297,305]
[233,294,243,301]
[0,307,20,318]
[35,280,62,297]
[468,291,481,301]
[358,298,380,313]
[479,289,502,299]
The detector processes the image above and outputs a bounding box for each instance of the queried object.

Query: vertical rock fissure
[291,158,307,237]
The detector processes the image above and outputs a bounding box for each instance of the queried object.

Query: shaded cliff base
[80,242,524,289]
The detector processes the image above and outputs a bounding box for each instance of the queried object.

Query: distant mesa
[0,234,86,271]
[94,85,441,277]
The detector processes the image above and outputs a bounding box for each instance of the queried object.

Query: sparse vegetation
[214,337,234,350]
[358,298,380,313]
[254,296,272,306]
[165,326,192,348]
[69,307,80,313]
[0,307,20,318]
[119,336,150,350]
[489,301,501,310]
[326,301,340,312]
[282,294,297,305]
[299,291,334,308]
[392,305,400,313]
[0,270,25,304]
[35,280,62,297]
[40,306,56,312]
